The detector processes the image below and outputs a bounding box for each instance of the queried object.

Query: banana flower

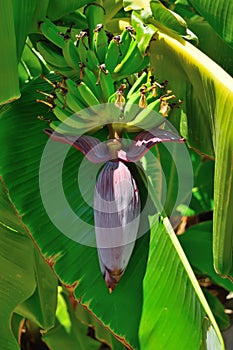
[44,128,184,291]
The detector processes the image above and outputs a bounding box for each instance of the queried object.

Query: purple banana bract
[94,160,140,292]
[44,127,185,291]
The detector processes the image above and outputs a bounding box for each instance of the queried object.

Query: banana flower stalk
[44,128,184,291]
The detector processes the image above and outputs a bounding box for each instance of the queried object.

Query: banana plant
[0,0,233,350]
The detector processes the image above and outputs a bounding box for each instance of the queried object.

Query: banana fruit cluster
[37,11,149,100]
[36,4,179,136]
[38,70,178,137]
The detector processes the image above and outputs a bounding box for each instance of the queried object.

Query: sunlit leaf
[139,218,224,350]
[0,181,36,350]
[15,248,57,330]
[131,11,157,56]
[123,0,151,12]
[0,1,20,104]
[42,288,102,350]
[149,31,233,277]
[12,0,38,59]
[150,0,187,36]
[18,43,42,86]
[188,19,233,76]
[188,0,233,47]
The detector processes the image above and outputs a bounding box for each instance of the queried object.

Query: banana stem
[107,124,121,139]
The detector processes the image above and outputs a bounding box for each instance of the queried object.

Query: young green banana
[63,78,97,115]
[126,99,164,131]
[37,40,68,68]
[127,71,147,99]
[82,67,101,100]
[44,62,79,79]
[105,35,122,73]
[62,37,81,73]
[120,26,135,58]
[84,3,105,49]
[97,64,115,103]
[131,55,150,77]
[63,77,80,96]
[65,90,87,114]
[86,48,100,73]
[75,31,89,64]
[57,80,99,121]
[76,31,99,72]
[113,40,147,79]
[49,120,98,135]
[52,105,97,130]
[53,87,68,110]
[123,91,141,122]
[93,24,108,64]
[76,81,100,107]
[52,106,80,128]
[39,18,65,49]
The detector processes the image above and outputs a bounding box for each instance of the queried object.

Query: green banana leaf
[202,289,230,331]
[188,0,233,47]
[11,0,38,59]
[0,76,224,349]
[0,181,35,350]
[18,42,42,86]
[188,19,233,77]
[169,0,233,75]
[0,1,21,104]
[46,0,93,21]
[11,313,24,345]
[42,288,104,350]
[74,300,127,349]
[0,179,57,350]
[149,31,233,278]
[139,218,223,350]
[150,0,187,36]
[14,247,58,330]
[0,0,44,104]
[131,11,157,56]
[189,157,214,215]
[123,0,150,12]
[178,222,233,292]
[0,0,95,105]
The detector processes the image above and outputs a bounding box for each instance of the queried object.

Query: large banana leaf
[74,300,127,349]
[42,288,105,350]
[0,1,21,104]
[179,221,233,292]
[0,181,35,350]
[183,15,233,76]
[0,0,94,105]
[149,31,233,278]
[188,0,233,47]
[0,75,225,349]
[18,42,43,86]
[0,0,44,104]
[46,0,93,20]
[0,179,57,350]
